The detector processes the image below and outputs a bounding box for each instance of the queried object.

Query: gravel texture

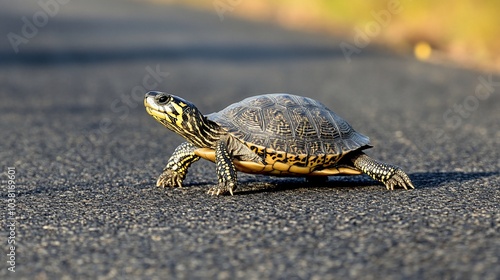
[1,1,499,279]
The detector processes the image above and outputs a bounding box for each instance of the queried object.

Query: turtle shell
[206,94,371,175]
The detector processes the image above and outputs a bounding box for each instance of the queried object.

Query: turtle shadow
[234,176,376,196]
[132,171,498,196]
[234,171,499,195]
[407,171,498,189]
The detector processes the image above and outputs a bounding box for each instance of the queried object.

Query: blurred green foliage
[153,0,500,71]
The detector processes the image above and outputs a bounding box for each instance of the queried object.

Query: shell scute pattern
[237,107,263,132]
[290,107,317,141]
[264,107,293,138]
[288,138,307,155]
[207,94,370,168]
[273,94,298,108]
[311,108,341,140]
[307,141,323,155]
[324,154,340,166]
[307,155,326,168]
[270,138,289,154]
[244,134,268,147]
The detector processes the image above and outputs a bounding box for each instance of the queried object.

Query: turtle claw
[206,187,221,196]
[207,181,236,196]
[156,169,184,188]
[384,168,414,190]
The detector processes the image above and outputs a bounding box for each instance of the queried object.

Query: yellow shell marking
[272,161,292,172]
[288,165,313,174]
[193,146,360,176]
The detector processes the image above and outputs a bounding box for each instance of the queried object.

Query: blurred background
[153,0,500,72]
[2,1,499,279]
[1,0,498,175]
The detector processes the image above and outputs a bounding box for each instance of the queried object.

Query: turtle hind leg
[351,152,415,190]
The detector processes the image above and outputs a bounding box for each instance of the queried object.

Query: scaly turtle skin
[144,92,414,195]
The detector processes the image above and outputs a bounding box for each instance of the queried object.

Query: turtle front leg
[352,152,414,190]
[157,142,200,188]
[207,135,238,196]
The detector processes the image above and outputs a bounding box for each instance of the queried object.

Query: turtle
[144,91,414,196]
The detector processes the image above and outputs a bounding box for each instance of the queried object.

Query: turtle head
[144,91,220,147]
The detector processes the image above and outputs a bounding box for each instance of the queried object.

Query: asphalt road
[1,1,499,279]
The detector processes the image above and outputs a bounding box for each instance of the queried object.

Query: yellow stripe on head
[171,103,183,115]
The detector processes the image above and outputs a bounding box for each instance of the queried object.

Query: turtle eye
[157,95,170,105]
